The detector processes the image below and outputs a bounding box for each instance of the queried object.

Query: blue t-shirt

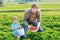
[11,21,20,35]
[11,21,20,30]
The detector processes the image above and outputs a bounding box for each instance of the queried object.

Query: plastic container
[17,28,25,36]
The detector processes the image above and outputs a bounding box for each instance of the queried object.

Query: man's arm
[23,9,30,27]
[37,10,42,28]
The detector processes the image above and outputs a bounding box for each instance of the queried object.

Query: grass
[0,11,60,40]
[0,4,60,10]
[0,3,60,40]
[42,11,60,16]
[0,11,60,16]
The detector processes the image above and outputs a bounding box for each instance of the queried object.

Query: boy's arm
[11,24,15,30]
[11,26,20,30]
[17,23,21,28]
[11,23,19,30]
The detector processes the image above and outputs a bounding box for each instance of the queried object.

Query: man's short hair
[31,4,38,9]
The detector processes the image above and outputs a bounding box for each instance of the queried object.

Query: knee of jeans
[38,27,44,32]
[38,29,43,32]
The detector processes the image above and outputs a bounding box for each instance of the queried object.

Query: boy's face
[12,17,18,23]
[13,18,17,21]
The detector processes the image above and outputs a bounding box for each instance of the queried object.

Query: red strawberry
[30,26,37,30]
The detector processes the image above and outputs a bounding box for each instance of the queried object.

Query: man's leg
[23,24,28,33]
[32,22,44,32]
[22,22,32,40]
[23,21,32,33]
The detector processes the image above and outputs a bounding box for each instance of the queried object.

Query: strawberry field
[0,4,60,40]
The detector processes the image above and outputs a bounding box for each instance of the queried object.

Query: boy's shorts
[12,30,19,36]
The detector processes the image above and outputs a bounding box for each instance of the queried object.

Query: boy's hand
[17,26,21,28]
[12,28,15,30]
[12,26,21,31]
[12,26,20,30]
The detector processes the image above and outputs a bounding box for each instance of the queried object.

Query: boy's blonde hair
[12,16,18,20]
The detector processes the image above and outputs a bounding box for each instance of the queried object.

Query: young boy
[11,16,26,40]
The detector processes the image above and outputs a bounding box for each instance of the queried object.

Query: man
[23,4,43,33]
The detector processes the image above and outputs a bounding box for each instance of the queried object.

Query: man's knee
[38,27,44,32]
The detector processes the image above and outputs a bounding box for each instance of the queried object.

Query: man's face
[32,7,38,14]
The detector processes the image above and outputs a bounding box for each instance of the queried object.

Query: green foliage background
[0,4,60,40]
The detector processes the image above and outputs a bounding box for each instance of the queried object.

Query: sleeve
[18,23,20,26]
[23,9,30,26]
[37,9,42,22]
[37,9,42,28]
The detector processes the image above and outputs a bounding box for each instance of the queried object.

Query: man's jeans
[23,21,44,36]
[23,22,43,32]
[20,22,44,40]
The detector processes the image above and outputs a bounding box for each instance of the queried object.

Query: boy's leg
[12,31,20,40]
[20,24,28,40]
[32,22,44,32]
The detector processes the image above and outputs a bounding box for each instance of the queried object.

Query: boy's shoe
[16,35,20,38]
